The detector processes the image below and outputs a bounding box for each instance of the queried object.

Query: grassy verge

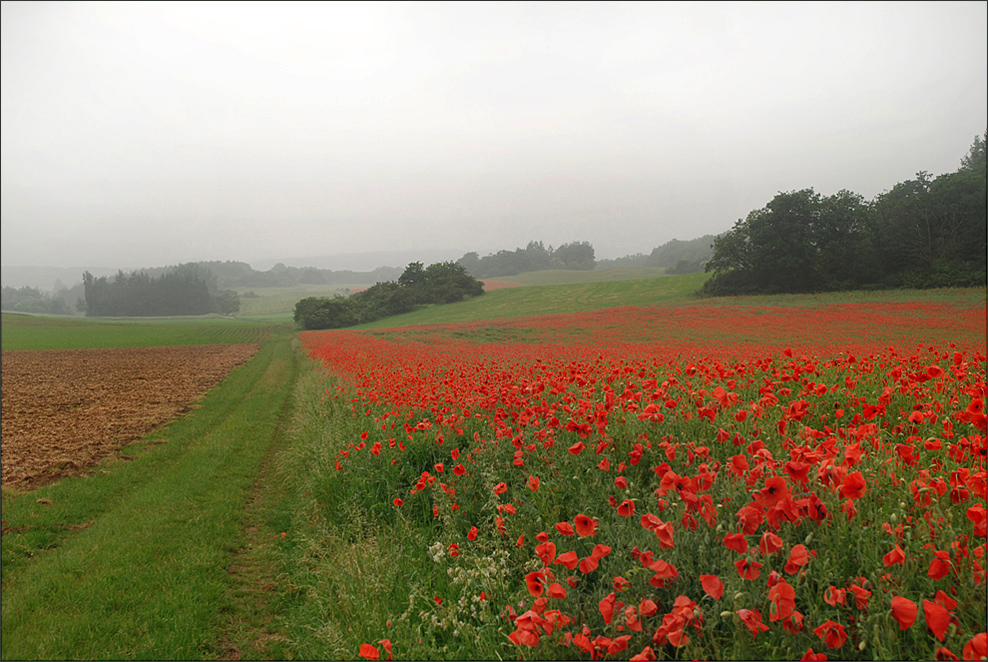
[0,333,298,660]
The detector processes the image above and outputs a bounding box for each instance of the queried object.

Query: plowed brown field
[1,344,260,491]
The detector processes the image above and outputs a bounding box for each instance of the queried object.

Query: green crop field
[0,313,284,350]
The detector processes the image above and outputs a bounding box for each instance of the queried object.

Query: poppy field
[294,300,986,661]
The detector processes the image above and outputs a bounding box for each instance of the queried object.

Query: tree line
[703,132,987,295]
[1,286,74,315]
[456,241,596,278]
[294,261,483,329]
[81,264,240,316]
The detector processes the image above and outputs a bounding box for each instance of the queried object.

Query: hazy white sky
[2,1,986,269]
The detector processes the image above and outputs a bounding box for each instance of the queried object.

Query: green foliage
[704,134,987,295]
[646,235,719,270]
[81,264,240,317]
[1,285,73,315]
[294,261,485,330]
[960,130,987,171]
[458,240,596,278]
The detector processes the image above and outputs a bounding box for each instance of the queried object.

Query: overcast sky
[2,1,986,270]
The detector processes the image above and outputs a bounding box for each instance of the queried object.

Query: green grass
[235,285,357,319]
[355,272,985,329]
[493,266,669,286]
[1,330,298,660]
[0,313,282,350]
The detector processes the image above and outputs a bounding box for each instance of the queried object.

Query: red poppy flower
[654,520,675,549]
[554,550,579,570]
[928,550,952,580]
[700,574,724,600]
[784,610,804,634]
[724,532,749,553]
[649,559,679,587]
[736,502,765,535]
[884,545,906,567]
[838,471,867,500]
[547,582,567,599]
[493,482,507,495]
[615,476,628,489]
[630,645,657,661]
[591,544,612,560]
[734,557,762,581]
[806,492,828,523]
[555,521,575,536]
[935,590,958,611]
[824,586,846,607]
[967,504,987,537]
[617,499,635,517]
[924,599,951,641]
[756,476,791,509]
[785,461,811,484]
[579,556,600,574]
[359,643,380,659]
[453,464,466,476]
[467,526,478,540]
[535,541,556,566]
[569,441,585,455]
[785,544,811,574]
[850,583,871,610]
[599,592,617,624]
[813,620,847,649]
[759,531,784,555]
[768,580,796,622]
[962,632,986,661]
[638,598,658,617]
[528,475,540,491]
[525,571,545,597]
[738,609,770,638]
[800,649,828,661]
[936,647,959,661]
[392,498,403,507]
[574,514,598,537]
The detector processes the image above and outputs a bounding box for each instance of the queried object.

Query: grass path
[1,335,298,660]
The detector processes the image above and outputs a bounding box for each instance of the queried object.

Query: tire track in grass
[215,341,300,661]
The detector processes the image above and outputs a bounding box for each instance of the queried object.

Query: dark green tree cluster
[81,264,240,316]
[1,286,74,315]
[457,241,596,278]
[294,261,484,330]
[703,132,987,295]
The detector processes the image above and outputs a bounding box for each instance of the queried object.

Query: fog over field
[2,1,986,274]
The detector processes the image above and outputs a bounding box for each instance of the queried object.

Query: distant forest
[456,241,596,278]
[455,237,717,278]
[80,264,240,317]
[703,131,987,295]
[1,286,75,315]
